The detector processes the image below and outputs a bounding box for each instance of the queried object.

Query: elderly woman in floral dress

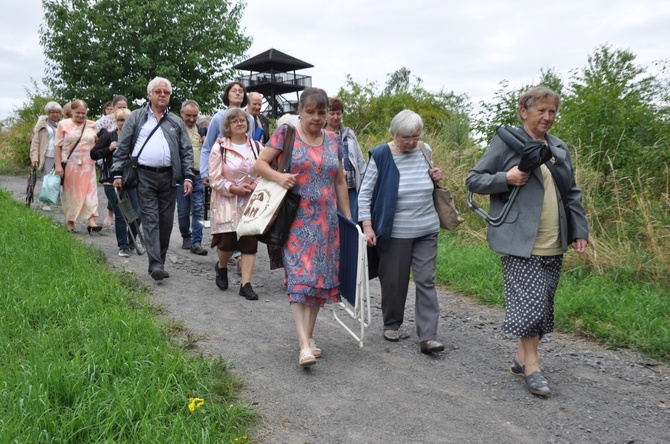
[53,99,101,233]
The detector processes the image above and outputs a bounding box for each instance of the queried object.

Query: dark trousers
[137,168,176,272]
[378,233,440,341]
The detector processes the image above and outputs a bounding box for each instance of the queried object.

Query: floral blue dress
[268,125,345,307]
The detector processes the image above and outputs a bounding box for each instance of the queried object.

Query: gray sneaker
[118,248,131,257]
[181,237,192,250]
[190,242,208,256]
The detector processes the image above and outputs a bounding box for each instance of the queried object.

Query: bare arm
[335,158,351,219]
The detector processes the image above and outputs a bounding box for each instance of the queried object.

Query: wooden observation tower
[234,48,313,118]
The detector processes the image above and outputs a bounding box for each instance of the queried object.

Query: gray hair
[389,109,423,137]
[44,101,62,113]
[517,86,561,120]
[181,99,200,110]
[220,107,249,138]
[147,77,172,95]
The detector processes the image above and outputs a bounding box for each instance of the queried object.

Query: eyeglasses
[153,89,171,96]
[398,134,421,142]
[230,119,247,125]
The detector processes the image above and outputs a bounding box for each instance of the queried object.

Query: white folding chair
[333,214,371,347]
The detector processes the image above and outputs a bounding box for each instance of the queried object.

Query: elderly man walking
[112,77,194,281]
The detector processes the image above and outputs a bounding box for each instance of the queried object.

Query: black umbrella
[25,167,37,207]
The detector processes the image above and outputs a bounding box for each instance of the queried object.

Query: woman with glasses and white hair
[358,109,445,355]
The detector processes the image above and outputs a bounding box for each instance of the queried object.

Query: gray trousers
[377,233,440,342]
[137,168,177,273]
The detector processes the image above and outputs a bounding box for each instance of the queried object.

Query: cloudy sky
[1,0,669,121]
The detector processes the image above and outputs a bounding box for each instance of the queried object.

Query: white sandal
[309,338,322,358]
[299,348,316,367]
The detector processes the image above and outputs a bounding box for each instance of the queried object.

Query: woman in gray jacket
[466,86,588,397]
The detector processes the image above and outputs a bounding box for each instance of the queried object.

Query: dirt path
[3,175,669,444]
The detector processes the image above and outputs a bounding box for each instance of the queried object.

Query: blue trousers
[177,174,205,245]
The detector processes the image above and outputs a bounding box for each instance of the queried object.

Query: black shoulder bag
[122,115,167,189]
[256,124,300,246]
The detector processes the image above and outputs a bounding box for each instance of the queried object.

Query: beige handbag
[418,142,463,230]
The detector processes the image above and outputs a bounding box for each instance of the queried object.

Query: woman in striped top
[358,110,445,355]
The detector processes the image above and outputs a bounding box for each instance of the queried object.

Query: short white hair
[277,114,300,127]
[147,77,172,95]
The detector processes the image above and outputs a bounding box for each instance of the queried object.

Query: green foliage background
[40,0,251,116]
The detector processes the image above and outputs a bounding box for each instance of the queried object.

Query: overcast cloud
[1,0,669,121]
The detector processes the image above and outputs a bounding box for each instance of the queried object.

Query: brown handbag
[418,142,463,230]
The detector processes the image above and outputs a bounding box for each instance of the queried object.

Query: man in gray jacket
[112,77,194,281]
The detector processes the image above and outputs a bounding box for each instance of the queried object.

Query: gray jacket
[339,124,366,189]
[112,105,194,186]
[466,132,588,257]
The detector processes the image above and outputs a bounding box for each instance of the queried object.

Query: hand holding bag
[418,142,463,230]
[237,125,299,245]
[39,167,61,204]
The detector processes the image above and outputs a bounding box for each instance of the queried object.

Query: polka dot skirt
[501,255,563,339]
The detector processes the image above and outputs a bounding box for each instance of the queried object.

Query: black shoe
[420,340,445,354]
[150,268,164,281]
[163,270,170,278]
[181,237,192,250]
[524,371,551,396]
[510,359,525,377]
[190,243,208,256]
[239,282,258,300]
[87,225,103,234]
[215,262,228,290]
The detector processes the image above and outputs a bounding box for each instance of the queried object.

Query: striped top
[359,146,440,239]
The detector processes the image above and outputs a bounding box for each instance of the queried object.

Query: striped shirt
[359,146,440,239]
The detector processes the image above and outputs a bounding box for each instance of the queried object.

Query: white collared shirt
[133,108,171,167]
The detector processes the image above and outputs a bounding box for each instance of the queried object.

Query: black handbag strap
[65,124,86,161]
[278,124,295,173]
[133,114,167,160]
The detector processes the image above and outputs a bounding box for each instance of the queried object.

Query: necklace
[299,123,323,147]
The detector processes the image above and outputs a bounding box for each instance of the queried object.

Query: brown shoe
[420,340,445,354]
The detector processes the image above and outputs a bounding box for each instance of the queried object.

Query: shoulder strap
[66,124,86,161]
[417,141,432,167]
[135,114,167,159]
[278,125,295,173]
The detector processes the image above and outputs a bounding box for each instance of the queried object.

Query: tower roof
[233,48,313,73]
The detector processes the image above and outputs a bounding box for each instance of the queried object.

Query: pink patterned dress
[268,125,345,307]
[54,118,99,223]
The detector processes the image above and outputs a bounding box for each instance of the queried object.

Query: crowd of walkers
[28,79,588,397]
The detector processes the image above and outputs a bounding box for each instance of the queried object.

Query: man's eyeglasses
[154,89,171,96]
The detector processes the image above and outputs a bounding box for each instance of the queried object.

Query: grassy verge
[0,190,256,442]
[436,230,670,364]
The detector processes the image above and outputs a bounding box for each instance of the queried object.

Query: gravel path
[3,175,669,444]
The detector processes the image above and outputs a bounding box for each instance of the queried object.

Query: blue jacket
[367,144,399,251]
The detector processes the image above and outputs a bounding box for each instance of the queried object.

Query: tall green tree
[40,0,251,116]
[558,45,669,175]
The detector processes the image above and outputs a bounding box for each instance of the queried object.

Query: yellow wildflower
[188,397,205,413]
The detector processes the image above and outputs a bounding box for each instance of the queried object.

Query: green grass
[436,231,670,363]
[0,190,256,443]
